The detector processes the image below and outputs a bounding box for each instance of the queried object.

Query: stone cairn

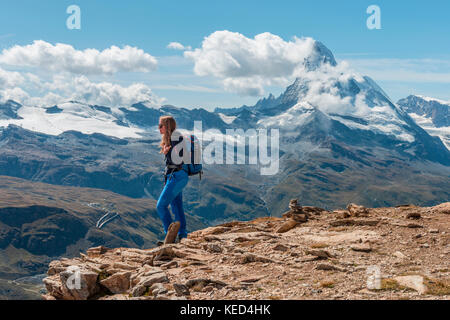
[277,199,309,233]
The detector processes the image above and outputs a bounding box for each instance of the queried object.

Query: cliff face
[42,201,450,300]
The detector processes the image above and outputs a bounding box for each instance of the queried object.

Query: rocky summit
[42,201,450,300]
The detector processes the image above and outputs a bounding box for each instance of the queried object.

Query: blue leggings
[156,169,189,238]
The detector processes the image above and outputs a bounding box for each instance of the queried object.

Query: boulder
[59,267,100,300]
[154,246,177,261]
[292,214,308,223]
[43,275,64,299]
[431,202,450,215]
[87,246,110,258]
[406,212,421,219]
[137,272,168,287]
[130,272,168,297]
[150,283,168,296]
[276,220,298,233]
[100,271,131,294]
[173,283,190,296]
[333,210,350,219]
[130,285,147,297]
[347,203,369,217]
[47,260,67,276]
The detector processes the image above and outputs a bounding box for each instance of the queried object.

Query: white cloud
[184,30,319,96]
[0,73,165,108]
[167,42,192,51]
[55,76,166,108]
[0,40,164,107]
[0,40,158,75]
[288,62,370,116]
[0,87,30,103]
[0,67,25,87]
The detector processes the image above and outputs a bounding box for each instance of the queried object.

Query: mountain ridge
[1,40,450,217]
[397,95,450,150]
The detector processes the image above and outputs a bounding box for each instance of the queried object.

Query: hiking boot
[164,221,180,244]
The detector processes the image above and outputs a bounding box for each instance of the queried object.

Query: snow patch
[415,95,450,106]
[409,112,450,150]
[0,105,144,139]
[218,113,237,124]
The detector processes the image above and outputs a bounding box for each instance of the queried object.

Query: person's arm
[163,144,171,155]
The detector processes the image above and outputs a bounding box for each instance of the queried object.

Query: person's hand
[163,145,171,155]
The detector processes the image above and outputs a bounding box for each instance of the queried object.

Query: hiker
[156,116,189,244]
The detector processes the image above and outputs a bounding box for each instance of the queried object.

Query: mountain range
[0,40,449,298]
[397,95,450,150]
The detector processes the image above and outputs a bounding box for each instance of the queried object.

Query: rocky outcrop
[42,201,450,300]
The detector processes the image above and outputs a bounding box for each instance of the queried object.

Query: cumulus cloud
[0,40,158,75]
[167,42,192,51]
[0,67,25,88]
[0,73,165,108]
[286,61,373,116]
[0,40,165,107]
[184,30,321,96]
[50,76,166,108]
[0,87,30,103]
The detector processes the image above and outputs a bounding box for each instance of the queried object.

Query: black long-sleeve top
[164,131,184,175]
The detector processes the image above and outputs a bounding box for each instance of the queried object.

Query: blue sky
[1,0,449,111]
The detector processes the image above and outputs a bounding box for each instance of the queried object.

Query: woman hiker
[156,115,189,245]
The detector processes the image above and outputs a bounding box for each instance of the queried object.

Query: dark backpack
[183,134,203,180]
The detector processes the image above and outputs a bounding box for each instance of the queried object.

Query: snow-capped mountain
[397,95,450,150]
[0,100,234,139]
[0,101,144,139]
[253,75,450,164]
[209,50,450,166]
[0,100,22,120]
[1,39,449,217]
[2,38,442,160]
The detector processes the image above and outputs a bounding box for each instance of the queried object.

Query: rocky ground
[42,201,450,300]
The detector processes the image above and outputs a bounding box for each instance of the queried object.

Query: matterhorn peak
[304,40,337,71]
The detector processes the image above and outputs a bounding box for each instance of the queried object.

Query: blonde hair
[159,116,177,154]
